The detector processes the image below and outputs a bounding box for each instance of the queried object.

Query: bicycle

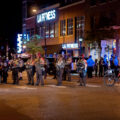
[103,68,120,87]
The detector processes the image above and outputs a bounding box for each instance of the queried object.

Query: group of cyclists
[0,53,119,87]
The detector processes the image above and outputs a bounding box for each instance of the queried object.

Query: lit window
[67,18,73,35]
[60,20,66,36]
[45,25,49,38]
[75,16,85,42]
[50,23,55,38]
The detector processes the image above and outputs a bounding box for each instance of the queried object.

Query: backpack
[77,61,85,73]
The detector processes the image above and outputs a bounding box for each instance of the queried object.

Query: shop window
[50,23,55,38]
[67,18,73,35]
[60,20,66,36]
[75,16,85,42]
[39,26,45,38]
[90,0,96,6]
[45,25,49,38]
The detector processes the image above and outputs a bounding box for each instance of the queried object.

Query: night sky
[0,0,22,48]
[0,0,59,49]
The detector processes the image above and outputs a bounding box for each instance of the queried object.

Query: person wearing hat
[77,54,87,86]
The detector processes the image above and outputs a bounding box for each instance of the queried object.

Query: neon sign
[17,34,29,54]
[62,43,79,49]
[37,10,56,23]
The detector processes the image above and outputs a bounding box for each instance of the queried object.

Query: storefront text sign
[37,10,56,23]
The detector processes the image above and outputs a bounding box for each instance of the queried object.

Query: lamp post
[32,8,37,34]
[44,19,47,57]
[79,38,83,56]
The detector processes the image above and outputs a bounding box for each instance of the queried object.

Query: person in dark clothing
[110,54,114,69]
[63,54,72,81]
[94,59,98,77]
[0,63,2,84]
[2,60,8,84]
[87,55,95,78]
[103,54,108,74]
[53,54,57,79]
[113,56,119,77]
[11,56,19,85]
[99,58,103,77]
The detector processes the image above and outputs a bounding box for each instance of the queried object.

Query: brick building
[23,0,120,59]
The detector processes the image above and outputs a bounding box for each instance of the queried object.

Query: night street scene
[0,0,120,120]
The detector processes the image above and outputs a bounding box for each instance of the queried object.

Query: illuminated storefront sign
[37,9,56,23]
[62,43,79,49]
[17,34,29,54]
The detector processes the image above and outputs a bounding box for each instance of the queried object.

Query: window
[67,18,73,35]
[90,0,96,6]
[38,26,44,38]
[50,23,55,38]
[38,23,56,38]
[45,25,49,38]
[60,20,66,36]
[75,16,85,42]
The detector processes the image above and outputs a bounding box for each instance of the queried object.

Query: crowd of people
[0,53,119,87]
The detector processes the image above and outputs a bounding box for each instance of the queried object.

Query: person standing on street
[18,57,24,80]
[99,57,103,77]
[94,59,98,77]
[52,53,57,79]
[113,55,119,77]
[110,54,114,69]
[77,55,87,86]
[87,55,95,78]
[64,54,72,81]
[2,59,8,84]
[35,54,45,86]
[0,62,2,84]
[103,54,108,74]
[56,55,65,86]
[11,55,19,85]
[26,56,35,85]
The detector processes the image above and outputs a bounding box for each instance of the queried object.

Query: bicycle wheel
[104,73,115,87]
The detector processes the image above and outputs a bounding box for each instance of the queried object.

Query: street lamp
[32,8,38,34]
[79,38,83,56]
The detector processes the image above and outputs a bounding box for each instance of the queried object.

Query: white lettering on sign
[37,10,56,23]
[62,43,79,49]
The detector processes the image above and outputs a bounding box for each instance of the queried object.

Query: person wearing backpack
[77,55,87,86]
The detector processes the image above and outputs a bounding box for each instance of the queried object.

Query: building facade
[23,0,120,59]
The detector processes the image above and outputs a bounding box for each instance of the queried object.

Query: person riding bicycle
[77,55,87,86]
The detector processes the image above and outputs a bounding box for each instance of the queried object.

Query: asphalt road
[0,72,120,120]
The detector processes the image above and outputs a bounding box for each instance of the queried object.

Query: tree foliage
[23,34,44,55]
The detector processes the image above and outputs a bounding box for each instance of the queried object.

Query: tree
[23,34,44,55]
